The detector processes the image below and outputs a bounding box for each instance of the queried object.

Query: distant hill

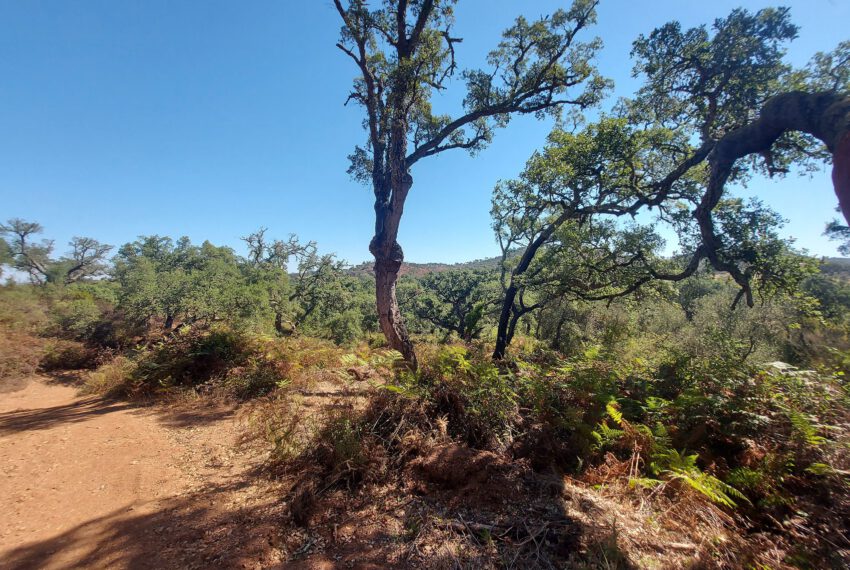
[821,257,850,277]
[347,255,850,279]
[347,255,503,278]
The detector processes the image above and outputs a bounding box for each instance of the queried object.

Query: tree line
[3,214,850,374]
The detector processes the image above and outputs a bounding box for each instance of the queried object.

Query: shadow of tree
[0,397,135,435]
[0,478,286,570]
[42,370,87,388]
[152,402,238,430]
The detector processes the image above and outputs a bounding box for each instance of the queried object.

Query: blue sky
[1,0,848,265]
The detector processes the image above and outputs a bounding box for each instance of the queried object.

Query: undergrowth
[274,341,850,567]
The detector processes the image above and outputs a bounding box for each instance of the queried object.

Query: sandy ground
[0,376,285,570]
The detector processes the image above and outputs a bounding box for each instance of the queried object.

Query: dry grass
[79,356,136,396]
[0,326,44,384]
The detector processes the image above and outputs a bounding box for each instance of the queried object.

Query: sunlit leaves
[631,7,798,138]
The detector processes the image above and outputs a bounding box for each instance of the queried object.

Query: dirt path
[0,376,286,569]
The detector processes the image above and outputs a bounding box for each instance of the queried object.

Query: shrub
[247,394,313,466]
[0,284,49,333]
[0,326,44,381]
[326,309,363,346]
[95,328,341,399]
[80,356,136,396]
[410,344,519,448]
[222,359,290,399]
[49,296,102,340]
[130,326,257,391]
[39,339,100,371]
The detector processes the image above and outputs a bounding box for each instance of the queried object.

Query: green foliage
[80,356,136,396]
[47,285,109,341]
[631,7,798,133]
[124,326,260,394]
[39,339,99,371]
[0,237,11,277]
[824,220,850,256]
[0,218,112,285]
[326,308,364,346]
[411,269,497,340]
[341,348,402,379]
[393,345,518,447]
[114,236,263,330]
[650,448,748,508]
[339,0,609,183]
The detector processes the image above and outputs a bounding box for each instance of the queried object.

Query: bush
[84,327,341,399]
[81,356,136,396]
[130,327,257,391]
[326,309,363,346]
[222,359,290,399]
[0,285,49,333]
[384,344,520,449]
[247,394,313,466]
[49,296,102,340]
[0,326,44,381]
[39,339,100,371]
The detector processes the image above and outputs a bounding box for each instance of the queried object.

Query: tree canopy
[0,218,112,285]
[488,7,846,358]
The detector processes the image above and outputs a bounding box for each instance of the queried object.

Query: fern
[629,477,663,489]
[370,349,403,369]
[592,421,625,449]
[787,409,828,446]
[651,448,749,508]
[340,353,367,368]
[606,400,624,426]
[672,470,749,508]
[651,422,672,452]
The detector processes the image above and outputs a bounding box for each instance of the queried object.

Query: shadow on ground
[152,402,238,430]
[0,478,286,570]
[0,381,642,569]
[0,398,135,434]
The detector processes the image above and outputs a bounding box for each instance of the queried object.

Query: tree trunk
[373,255,416,367]
[834,132,850,224]
[274,312,284,335]
[493,284,518,360]
[553,313,566,349]
[369,151,417,365]
[507,310,522,347]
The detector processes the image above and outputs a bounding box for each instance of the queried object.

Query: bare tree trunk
[373,255,416,366]
[835,132,850,223]
[553,313,566,350]
[507,311,522,347]
[493,285,518,360]
[370,175,417,367]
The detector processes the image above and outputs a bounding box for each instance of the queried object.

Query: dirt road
[0,376,285,569]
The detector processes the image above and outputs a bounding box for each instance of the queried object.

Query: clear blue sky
[1,0,848,265]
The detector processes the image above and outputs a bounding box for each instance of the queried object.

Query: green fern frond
[606,400,624,426]
[340,353,367,367]
[629,477,663,489]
